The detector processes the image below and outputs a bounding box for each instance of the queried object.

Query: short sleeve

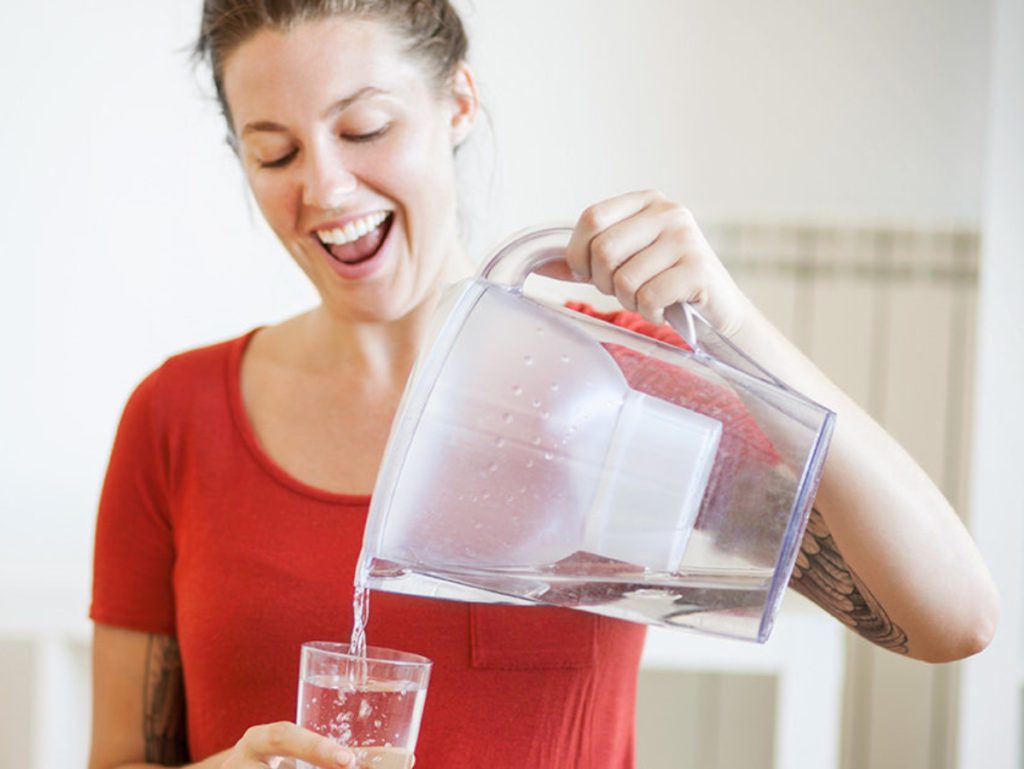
[89,367,177,635]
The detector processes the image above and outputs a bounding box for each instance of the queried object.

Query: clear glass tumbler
[296,642,432,769]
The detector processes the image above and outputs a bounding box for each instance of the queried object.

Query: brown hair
[194,0,469,128]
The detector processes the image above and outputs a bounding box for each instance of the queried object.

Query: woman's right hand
[219,722,354,769]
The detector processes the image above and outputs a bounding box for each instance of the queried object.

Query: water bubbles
[481,491,491,501]
[505,494,515,504]
[373,719,382,728]
[358,700,373,719]
[473,522,484,530]
[494,437,506,449]
[512,384,523,396]
[531,436,542,446]
[488,462,499,473]
[531,399,541,409]
[502,412,514,424]
[560,354,571,364]
[543,452,553,461]
[525,458,535,468]
[541,410,550,420]
[523,355,534,366]
[549,382,560,392]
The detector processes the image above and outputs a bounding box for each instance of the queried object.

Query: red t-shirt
[91,305,672,768]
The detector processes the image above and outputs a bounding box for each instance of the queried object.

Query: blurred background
[1,1,1020,767]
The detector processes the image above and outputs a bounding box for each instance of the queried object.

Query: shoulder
[147,330,254,393]
[159,331,254,383]
[122,330,256,429]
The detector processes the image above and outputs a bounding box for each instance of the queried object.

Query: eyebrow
[239,86,388,137]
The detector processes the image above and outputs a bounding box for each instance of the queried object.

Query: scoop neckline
[226,328,374,506]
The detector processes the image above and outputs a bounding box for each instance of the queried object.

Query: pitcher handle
[479,223,704,351]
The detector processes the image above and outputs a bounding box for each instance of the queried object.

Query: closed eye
[259,148,298,169]
[256,123,389,168]
[343,124,390,143]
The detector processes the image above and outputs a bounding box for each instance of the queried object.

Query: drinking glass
[296,642,432,769]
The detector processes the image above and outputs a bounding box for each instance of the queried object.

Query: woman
[88,2,998,768]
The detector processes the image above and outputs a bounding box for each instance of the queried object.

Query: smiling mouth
[315,211,394,265]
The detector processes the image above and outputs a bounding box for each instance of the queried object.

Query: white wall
[1,3,315,595]
[459,0,992,237]
[0,0,994,594]
[958,0,1024,765]
[0,3,1009,768]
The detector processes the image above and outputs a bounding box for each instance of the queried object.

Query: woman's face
[222,17,476,323]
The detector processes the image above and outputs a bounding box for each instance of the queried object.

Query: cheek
[247,174,299,231]
[380,123,456,206]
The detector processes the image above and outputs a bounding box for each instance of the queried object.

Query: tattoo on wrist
[143,634,189,765]
[790,508,909,654]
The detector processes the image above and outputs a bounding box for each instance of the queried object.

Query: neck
[302,300,431,392]
[298,244,476,391]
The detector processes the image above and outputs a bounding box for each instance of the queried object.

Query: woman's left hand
[564,190,753,337]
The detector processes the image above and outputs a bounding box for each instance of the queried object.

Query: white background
[1,2,1019,766]
[0,0,993,591]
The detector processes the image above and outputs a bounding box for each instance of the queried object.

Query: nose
[302,145,358,209]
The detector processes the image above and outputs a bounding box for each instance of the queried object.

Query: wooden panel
[863,643,941,769]
[726,224,803,344]
[839,230,973,769]
[636,671,775,769]
[638,223,978,769]
[636,669,703,769]
[807,229,879,408]
[636,669,705,768]
[714,673,776,769]
[0,640,35,768]
[943,234,980,516]
[931,234,977,769]
[878,236,955,483]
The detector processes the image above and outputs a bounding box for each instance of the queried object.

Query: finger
[564,190,662,281]
[587,210,664,296]
[610,233,686,313]
[532,259,581,282]
[242,722,354,768]
[634,262,708,326]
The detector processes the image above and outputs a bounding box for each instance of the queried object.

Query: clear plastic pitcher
[359,226,835,642]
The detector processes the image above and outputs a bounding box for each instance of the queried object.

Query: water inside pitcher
[359,226,835,642]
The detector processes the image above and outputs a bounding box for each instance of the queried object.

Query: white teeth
[316,212,389,246]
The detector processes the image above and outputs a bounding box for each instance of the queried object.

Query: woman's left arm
[565,190,999,662]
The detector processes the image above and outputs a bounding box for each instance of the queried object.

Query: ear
[447,61,479,148]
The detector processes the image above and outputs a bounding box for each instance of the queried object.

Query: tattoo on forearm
[789,508,909,654]
[143,634,189,765]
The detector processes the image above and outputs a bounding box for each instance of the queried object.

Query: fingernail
[336,748,354,765]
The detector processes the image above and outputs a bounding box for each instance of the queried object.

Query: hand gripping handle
[480,224,703,351]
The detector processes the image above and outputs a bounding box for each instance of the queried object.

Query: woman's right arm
[88,624,355,769]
